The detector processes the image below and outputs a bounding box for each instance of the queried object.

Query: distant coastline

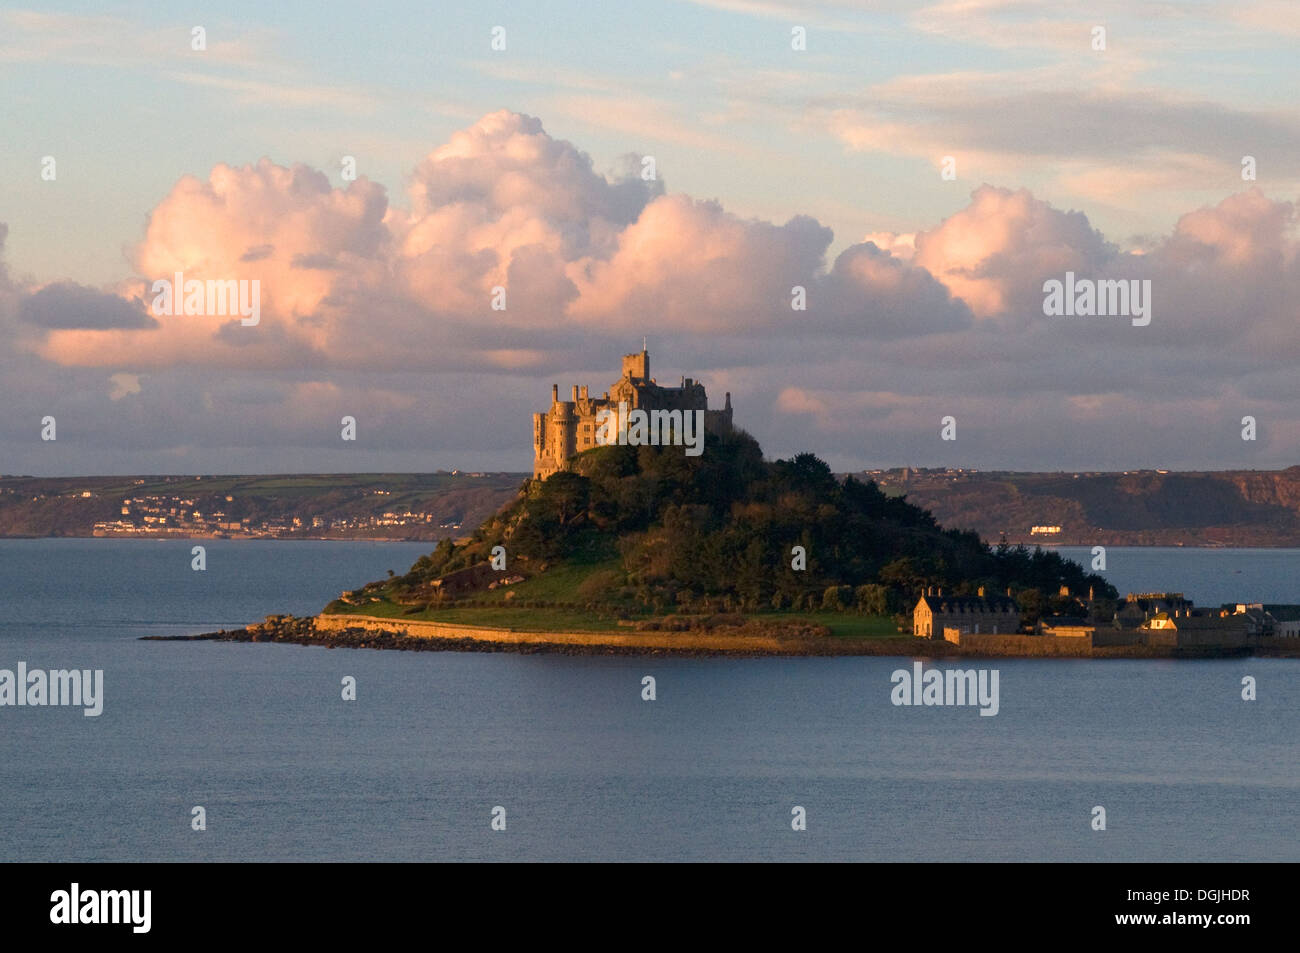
[8,467,1300,547]
[12,535,1300,549]
[0,472,518,542]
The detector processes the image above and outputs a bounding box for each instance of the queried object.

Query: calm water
[0,539,1295,862]
[1056,545,1300,606]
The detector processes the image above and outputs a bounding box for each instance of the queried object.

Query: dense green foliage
[392,429,1115,615]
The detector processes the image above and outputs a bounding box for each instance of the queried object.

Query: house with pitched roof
[913,588,1020,639]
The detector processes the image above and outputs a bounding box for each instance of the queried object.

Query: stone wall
[1172,627,1258,648]
[944,629,1094,656]
[315,613,786,652]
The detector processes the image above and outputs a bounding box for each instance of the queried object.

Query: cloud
[161,71,379,112]
[857,184,1300,357]
[19,282,157,329]
[862,232,916,260]
[108,372,141,400]
[389,109,663,329]
[565,196,834,333]
[4,111,1300,473]
[908,185,1115,320]
[819,69,1300,210]
[0,9,266,66]
[30,110,967,374]
[817,241,971,336]
[1164,188,1297,267]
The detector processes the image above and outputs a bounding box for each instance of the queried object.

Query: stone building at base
[913,590,1021,638]
[532,347,733,479]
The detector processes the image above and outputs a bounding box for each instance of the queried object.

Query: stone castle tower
[532,346,734,479]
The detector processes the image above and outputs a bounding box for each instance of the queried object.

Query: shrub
[855,583,891,615]
[821,586,840,611]
[577,569,622,601]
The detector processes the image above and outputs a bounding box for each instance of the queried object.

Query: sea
[0,539,1295,862]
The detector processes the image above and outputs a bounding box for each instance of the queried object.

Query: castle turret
[621,348,648,381]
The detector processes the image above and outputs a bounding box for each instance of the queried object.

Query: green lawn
[475,557,622,603]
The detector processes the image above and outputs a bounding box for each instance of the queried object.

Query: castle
[532,346,734,479]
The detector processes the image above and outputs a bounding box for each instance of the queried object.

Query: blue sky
[8,0,1298,285]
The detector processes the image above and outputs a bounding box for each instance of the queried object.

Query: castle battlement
[532,347,733,479]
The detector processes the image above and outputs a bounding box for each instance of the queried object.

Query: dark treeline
[394,429,1115,616]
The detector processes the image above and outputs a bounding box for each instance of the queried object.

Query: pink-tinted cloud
[5,112,1300,474]
[32,110,974,370]
[907,185,1114,321]
[566,195,833,333]
[1163,188,1296,268]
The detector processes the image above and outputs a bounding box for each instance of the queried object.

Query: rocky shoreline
[141,613,1300,659]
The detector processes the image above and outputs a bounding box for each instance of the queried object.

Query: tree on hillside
[379,433,1117,613]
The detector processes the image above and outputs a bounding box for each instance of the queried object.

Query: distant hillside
[0,473,522,540]
[340,431,1115,621]
[867,467,1300,546]
[11,464,1300,547]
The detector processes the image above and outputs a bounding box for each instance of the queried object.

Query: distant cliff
[867,467,1300,546]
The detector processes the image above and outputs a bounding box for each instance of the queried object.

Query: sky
[2,0,1299,475]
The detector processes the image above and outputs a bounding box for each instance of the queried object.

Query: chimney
[580,385,588,400]
[572,385,579,402]
[551,384,558,402]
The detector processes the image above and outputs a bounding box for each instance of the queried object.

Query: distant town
[93,489,458,538]
[0,473,521,541]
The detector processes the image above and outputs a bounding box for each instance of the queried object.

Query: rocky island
[146,351,1300,660]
